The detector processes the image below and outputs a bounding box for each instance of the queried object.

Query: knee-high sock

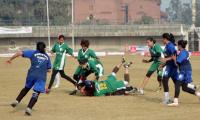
[16,87,30,102]
[27,92,40,109]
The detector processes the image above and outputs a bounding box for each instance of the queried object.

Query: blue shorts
[163,65,178,81]
[25,76,46,93]
[178,70,192,83]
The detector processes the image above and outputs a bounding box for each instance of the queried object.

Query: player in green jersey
[73,39,103,81]
[138,37,164,94]
[70,39,104,95]
[46,35,77,94]
[78,59,136,96]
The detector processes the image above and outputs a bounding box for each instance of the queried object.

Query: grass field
[0,55,200,120]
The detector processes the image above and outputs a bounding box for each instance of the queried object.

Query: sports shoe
[137,88,144,95]
[122,56,126,63]
[52,84,60,89]
[10,100,19,108]
[25,107,32,116]
[163,98,173,105]
[125,86,138,94]
[69,90,77,95]
[123,62,133,68]
[167,102,179,107]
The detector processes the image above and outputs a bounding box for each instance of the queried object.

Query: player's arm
[66,45,77,59]
[90,50,99,59]
[6,51,23,64]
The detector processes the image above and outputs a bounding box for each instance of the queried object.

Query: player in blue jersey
[167,40,200,106]
[6,42,51,116]
[160,33,178,104]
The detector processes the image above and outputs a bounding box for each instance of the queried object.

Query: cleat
[163,98,173,105]
[25,108,32,116]
[167,102,179,107]
[10,100,19,108]
[122,56,126,63]
[137,88,144,95]
[69,90,77,95]
[123,62,133,68]
[125,86,138,94]
[52,85,60,89]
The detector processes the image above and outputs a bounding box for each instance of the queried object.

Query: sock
[173,98,179,103]
[164,92,169,100]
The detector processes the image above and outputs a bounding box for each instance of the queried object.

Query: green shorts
[106,74,126,91]
[146,61,163,78]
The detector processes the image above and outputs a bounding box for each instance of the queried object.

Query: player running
[46,35,77,93]
[160,33,178,104]
[78,60,136,96]
[167,40,200,106]
[138,37,164,94]
[7,42,51,116]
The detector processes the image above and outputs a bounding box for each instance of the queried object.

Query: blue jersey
[164,42,177,66]
[176,50,192,71]
[23,50,51,80]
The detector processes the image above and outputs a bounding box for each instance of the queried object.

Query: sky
[161,0,192,11]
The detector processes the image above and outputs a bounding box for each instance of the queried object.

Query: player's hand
[142,59,149,63]
[160,58,167,63]
[6,60,12,64]
[45,88,51,94]
[172,55,176,61]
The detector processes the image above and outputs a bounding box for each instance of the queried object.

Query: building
[74,0,161,24]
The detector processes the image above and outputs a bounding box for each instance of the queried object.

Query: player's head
[80,39,90,50]
[36,42,46,53]
[78,58,88,68]
[178,40,187,50]
[162,33,175,45]
[80,80,95,96]
[58,34,65,43]
[146,37,156,48]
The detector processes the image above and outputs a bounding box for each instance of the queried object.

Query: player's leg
[112,57,126,74]
[11,76,34,107]
[73,66,82,82]
[11,87,31,107]
[138,62,158,94]
[53,73,61,88]
[25,91,40,116]
[59,70,77,85]
[162,66,171,104]
[47,69,59,90]
[168,80,182,106]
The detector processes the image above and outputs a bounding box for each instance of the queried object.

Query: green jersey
[94,74,125,96]
[51,42,73,70]
[77,48,97,61]
[149,43,164,62]
[74,60,100,78]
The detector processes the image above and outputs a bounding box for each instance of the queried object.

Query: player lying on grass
[6,42,51,116]
[78,60,137,96]
[166,40,200,106]
[138,37,164,95]
[70,58,104,95]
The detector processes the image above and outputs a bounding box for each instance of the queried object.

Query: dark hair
[78,58,88,65]
[58,35,65,40]
[147,37,156,44]
[37,42,46,53]
[80,39,90,48]
[84,80,95,96]
[178,40,187,48]
[162,33,176,45]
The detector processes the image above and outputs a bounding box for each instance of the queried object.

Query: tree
[166,0,192,25]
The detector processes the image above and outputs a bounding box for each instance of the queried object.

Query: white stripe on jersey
[59,50,66,70]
